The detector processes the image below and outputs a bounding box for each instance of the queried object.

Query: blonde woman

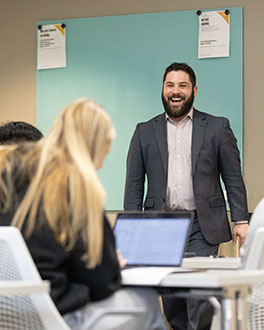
[0,98,167,330]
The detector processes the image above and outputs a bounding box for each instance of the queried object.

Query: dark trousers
[162,216,219,330]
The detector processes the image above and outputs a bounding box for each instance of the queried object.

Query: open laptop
[113,211,194,268]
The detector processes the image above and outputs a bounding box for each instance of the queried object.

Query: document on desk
[181,257,241,269]
[121,267,197,286]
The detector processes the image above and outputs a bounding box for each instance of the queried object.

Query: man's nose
[172,85,181,94]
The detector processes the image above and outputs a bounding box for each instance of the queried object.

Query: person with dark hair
[0,121,43,144]
[124,62,249,330]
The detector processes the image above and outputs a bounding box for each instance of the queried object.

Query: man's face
[162,70,197,121]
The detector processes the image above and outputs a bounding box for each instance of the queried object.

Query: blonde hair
[5,98,115,268]
[0,145,19,212]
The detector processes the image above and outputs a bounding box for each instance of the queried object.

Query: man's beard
[162,89,195,119]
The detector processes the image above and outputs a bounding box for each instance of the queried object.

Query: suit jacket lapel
[152,114,168,174]
[192,109,207,173]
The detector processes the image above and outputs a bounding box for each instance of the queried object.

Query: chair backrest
[238,198,264,329]
[0,226,70,330]
[240,198,264,270]
[242,228,264,270]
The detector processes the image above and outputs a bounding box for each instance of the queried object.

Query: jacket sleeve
[124,124,146,210]
[218,118,249,221]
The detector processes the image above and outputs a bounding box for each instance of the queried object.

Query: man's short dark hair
[0,121,43,145]
[163,62,196,87]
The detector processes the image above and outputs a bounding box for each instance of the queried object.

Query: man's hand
[232,223,249,246]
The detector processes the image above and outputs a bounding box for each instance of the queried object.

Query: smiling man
[124,62,249,330]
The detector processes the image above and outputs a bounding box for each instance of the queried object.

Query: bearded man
[124,62,249,330]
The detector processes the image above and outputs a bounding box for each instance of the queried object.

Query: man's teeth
[171,98,182,102]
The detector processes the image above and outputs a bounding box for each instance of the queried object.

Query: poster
[198,11,230,59]
[37,24,66,69]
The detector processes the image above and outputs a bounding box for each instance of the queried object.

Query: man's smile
[168,95,185,105]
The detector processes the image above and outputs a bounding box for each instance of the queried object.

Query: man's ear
[193,86,198,97]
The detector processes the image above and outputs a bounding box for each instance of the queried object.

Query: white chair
[240,198,264,330]
[209,198,264,330]
[0,226,70,330]
[0,226,145,330]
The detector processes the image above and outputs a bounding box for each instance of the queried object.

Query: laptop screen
[113,212,192,267]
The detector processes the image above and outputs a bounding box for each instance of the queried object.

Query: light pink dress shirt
[166,109,196,211]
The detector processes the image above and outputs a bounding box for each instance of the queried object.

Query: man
[124,62,249,329]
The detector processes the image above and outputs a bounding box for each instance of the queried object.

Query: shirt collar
[165,107,194,124]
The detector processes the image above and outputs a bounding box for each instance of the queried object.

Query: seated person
[0,121,43,144]
[0,98,167,330]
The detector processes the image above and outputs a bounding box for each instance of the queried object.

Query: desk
[122,269,264,330]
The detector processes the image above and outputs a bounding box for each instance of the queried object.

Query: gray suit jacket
[124,109,249,245]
